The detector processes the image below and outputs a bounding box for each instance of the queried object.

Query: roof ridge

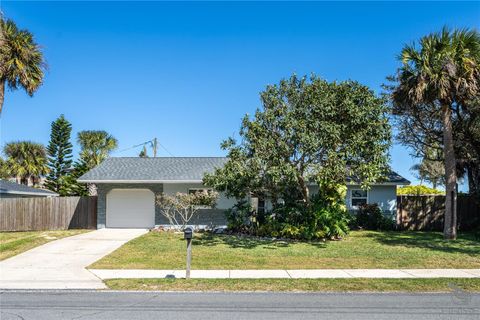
[107,156,227,159]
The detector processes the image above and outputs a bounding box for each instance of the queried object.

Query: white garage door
[106,189,155,228]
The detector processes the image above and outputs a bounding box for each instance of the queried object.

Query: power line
[158,141,175,157]
[113,138,175,157]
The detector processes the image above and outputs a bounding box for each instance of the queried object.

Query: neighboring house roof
[347,170,410,185]
[78,157,410,185]
[78,157,228,183]
[0,180,59,197]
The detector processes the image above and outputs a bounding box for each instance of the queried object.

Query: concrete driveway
[0,228,147,289]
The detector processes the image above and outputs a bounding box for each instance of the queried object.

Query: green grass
[90,230,480,269]
[0,229,91,260]
[106,278,480,292]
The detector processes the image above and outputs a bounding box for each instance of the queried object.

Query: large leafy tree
[77,130,118,169]
[410,146,445,189]
[0,16,45,114]
[3,141,48,185]
[390,28,480,240]
[204,75,391,207]
[44,115,73,195]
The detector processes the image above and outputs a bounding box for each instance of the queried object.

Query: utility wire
[158,141,175,157]
[113,138,175,157]
[114,141,152,154]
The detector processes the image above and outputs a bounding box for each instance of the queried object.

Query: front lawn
[0,229,90,261]
[106,278,480,292]
[90,230,480,269]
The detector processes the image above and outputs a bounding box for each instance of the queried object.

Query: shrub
[355,203,394,230]
[238,183,350,240]
[225,199,254,232]
[226,183,351,240]
[397,185,444,195]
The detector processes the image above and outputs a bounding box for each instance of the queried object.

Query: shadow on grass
[365,231,480,256]
[191,233,327,250]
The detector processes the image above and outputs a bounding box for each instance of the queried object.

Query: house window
[257,198,266,215]
[351,189,368,208]
[188,188,213,195]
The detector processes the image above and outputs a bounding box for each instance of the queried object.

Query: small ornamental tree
[204,74,391,207]
[156,191,218,229]
[45,115,73,195]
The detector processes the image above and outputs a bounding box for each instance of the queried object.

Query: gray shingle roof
[347,170,410,185]
[78,157,410,185]
[78,157,228,182]
[0,180,59,197]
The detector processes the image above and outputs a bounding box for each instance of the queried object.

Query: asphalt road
[1,291,479,320]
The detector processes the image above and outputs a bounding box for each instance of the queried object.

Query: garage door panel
[106,189,155,228]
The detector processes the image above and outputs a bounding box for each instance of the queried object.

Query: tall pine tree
[63,158,89,196]
[45,115,73,195]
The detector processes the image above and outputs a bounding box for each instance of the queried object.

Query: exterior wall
[97,182,231,229]
[96,182,398,228]
[96,183,163,229]
[162,182,232,227]
[345,185,397,216]
[288,184,397,216]
[162,183,236,209]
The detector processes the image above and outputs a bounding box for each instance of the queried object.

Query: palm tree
[392,27,480,240]
[77,130,118,168]
[3,141,48,185]
[0,16,45,114]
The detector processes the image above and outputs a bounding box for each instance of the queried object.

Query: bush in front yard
[225,199,254,233]
[227,183,350,240]
[354,203,395,230]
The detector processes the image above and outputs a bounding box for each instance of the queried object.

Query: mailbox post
[184,227,193,279]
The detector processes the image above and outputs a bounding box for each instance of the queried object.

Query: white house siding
[162,182,236,209]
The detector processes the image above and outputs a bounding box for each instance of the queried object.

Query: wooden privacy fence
[397,195,480,231]
[0,196,97,231]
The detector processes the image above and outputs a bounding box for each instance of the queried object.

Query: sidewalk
[89,268,480,280]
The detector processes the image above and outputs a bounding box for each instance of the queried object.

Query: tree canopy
[0,16,45,114]
[77,130,118,169]
[204,74,391,207]
[45,115,73,195]
[3,141,48,185]
[389,27,480,239]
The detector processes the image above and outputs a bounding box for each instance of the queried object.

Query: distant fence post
[0,196,97,231]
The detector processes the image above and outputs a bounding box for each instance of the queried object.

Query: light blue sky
[1,1,479,191]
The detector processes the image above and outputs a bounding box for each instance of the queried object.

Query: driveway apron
[0,229,147,289]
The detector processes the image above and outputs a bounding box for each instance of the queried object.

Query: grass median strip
[90,230,480,269]
[0,229,91,260]
[105,278,480,292]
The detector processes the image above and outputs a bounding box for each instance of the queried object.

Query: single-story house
[78,157,410,229]
[0,180,59,198]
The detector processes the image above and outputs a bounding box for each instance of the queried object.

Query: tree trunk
[442,105,457,240]
[467,161,480,199]
[298,175,310,205]
[0,80,4,115]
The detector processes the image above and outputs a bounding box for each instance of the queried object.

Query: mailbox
[184,227,193,240]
